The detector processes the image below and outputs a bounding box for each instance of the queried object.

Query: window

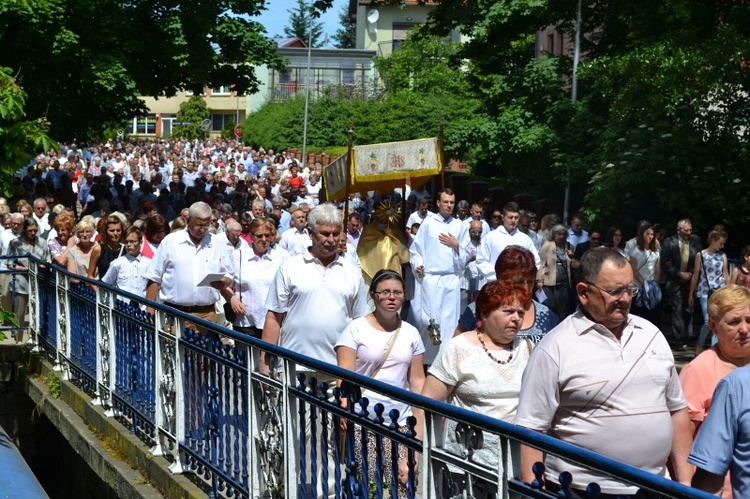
[392,23,417,52]
[211,85,232,95]
[547,33,555,55]
[131,115,157,135]
[211,114,236,131]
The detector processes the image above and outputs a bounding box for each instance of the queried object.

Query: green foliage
[0,0,285,140]
[374,32,467,96]
[42,373,62,399]
[283,0,325,47]
[0,306,19,341]
[220,118,237,140]
[415,0,750,235]
[332,5,356,49]
[0,66,56,199]
[172,96,209,140]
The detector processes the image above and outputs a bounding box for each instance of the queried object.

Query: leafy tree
[284,0,325,47]
[0,66,56,199]
[332,5,356,49]
[172,96,209,140]
[0,0,285,140]
[418,0,750,234]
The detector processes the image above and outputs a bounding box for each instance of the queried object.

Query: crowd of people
[2,137,750,498]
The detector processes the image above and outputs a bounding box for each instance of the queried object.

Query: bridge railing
[22,255,713,499]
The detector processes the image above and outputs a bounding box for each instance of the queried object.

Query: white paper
[535,289,548,303]
[198,272,226,287]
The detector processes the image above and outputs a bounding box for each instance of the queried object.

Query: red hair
[494,246,537,282]
[475,280,531,320]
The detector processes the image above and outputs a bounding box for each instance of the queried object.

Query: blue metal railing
[19,255,716,499]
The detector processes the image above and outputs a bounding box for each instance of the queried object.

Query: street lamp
[301,3,314,169]
[563,0,582,223]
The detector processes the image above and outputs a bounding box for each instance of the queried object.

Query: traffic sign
[234,125,243,138]
[201,119,212,132]
[117,129,124,138]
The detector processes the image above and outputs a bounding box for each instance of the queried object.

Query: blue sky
[253,0,349,47]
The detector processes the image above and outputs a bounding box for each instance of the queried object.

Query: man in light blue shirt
[689,366,750,498]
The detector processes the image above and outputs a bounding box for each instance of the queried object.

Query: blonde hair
[75,219,96,234]
[708,284,750,320]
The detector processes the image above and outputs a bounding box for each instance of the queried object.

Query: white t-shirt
[629,246,659,286]
[265,252,370,369]
[336,317,425,424]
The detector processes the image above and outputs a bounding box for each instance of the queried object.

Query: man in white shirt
[407,188,470,363]
[461,202,490,237]
[214,220,249,259]
[279,209,310,256]
[461,220,484,312]
[294,185,316,207]
[516,248,692,495]
[0,213,23,314]
[406,197,432,229]
[476,201,540,280]
[144,201,233,333]
[262,202,369,366]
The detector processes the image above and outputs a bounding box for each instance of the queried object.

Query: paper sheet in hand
[535,289,548,303]
[198,273,225,287]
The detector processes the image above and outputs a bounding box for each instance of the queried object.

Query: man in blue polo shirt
[689,367,750,498]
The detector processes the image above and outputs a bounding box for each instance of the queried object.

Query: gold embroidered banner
[323,137,441,201]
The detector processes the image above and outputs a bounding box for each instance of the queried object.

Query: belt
[164,302,215,313]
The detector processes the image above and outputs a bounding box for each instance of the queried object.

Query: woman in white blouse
[225,217,289,338]
[415,280,533,494]
[629,222,661,324]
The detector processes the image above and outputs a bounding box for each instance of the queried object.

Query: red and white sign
[234,125,243,138]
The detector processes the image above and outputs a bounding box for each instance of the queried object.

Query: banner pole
[344,122,353,231]
[439,116,445,190]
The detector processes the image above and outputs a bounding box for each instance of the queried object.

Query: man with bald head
[279,209,310,256]
[216,220,248,259]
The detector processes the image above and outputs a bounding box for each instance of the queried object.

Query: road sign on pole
[234,125,243,139]
[201,119,212,132]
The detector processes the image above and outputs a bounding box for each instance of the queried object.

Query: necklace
[476,330,514,365]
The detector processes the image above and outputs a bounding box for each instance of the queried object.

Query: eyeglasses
[586,282,639,298]
[590,236,601,241]
[192,223,211,229]
[492,215,502,219]
[125,239,141,245]
[374,290,404,299]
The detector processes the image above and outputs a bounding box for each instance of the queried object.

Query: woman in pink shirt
[680,284,750,498]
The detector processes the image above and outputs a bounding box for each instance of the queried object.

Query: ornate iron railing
[21,255,714,499]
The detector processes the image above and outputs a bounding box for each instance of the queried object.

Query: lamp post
[563,0,582,223]
[301,3,314,169]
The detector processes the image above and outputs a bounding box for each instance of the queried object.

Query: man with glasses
[517,248,692,497]
[144,201,233,332]
[476,202,540,281]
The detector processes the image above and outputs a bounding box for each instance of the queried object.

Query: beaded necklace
[476,330,514,365]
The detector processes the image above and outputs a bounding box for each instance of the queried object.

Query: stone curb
[19,351,208,499]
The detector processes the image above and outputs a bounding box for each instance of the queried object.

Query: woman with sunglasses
[225,217,289,338]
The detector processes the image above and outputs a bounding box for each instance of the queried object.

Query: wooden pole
[344,122,353,232]
[402,177,407,233]
[439,116,445,190]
